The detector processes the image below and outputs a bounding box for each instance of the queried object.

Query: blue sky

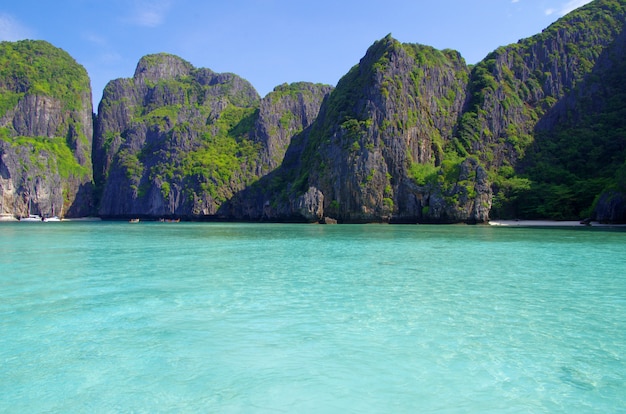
[1,0,592,110]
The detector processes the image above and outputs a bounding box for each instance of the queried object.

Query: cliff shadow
[219,125,314,222]
[520,21,626,220]
[65,181,96,217]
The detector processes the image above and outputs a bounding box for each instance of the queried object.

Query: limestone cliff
[0,40,93,218]
[227,37,483,223]
[459,0,626,221]
[301,36,481,223]
[4,0,625,223]
[253,82,333,175]
[94,53,331,219]
[228,0,626,223]
[94,53,259,217]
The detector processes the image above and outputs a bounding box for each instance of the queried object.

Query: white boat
[20,214,43,222]
[19,197,62,222]
[20,196,42,221]
[43,205,62,222]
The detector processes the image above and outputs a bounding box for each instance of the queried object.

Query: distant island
[1,0,625,224]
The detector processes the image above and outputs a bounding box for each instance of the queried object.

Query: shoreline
[2,215,624,227]
[488,220,626,227]
[0,216,102,222]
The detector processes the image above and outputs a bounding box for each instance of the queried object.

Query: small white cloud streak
[559,0,593,15]
[83,32,108,47]
[545,0,593,17]
[0,13,34,41]
[127,0,172,28]
[96,52,123,65]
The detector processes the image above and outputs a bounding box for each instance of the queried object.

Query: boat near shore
[19,214,62,222]
[20,214,43,222]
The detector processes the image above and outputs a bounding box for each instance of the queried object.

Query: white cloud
[545,0,593,17]
[0,13,34,41]
[81,33,122,66]
[126,0,172,27]
[511,0,520,3]
[558,0,593,16]
[96,52,123,65]
[84,32,109,47]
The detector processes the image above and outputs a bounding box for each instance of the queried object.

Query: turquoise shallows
[1,222,625,412]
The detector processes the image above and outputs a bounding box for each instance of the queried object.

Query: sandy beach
[488,220,625,227]
[0,216,103,222]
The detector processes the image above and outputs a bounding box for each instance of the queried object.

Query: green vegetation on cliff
[0,40,90,116]
[4,1,624,222]
[288,1,626,223]
[518,38,626,219]
[0,130,90,180]
[95,54,266,215]
[147,104,261,203]
[451,0,626,220]
[0,39,94,217]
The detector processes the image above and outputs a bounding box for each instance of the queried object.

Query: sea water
[0,222,624,413]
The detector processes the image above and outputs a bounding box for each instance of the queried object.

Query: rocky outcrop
[94,53,331,219]
[227,36,489,223]
[458,1,626,168]
[3,1,625,223]
[94,53,259,217]
[230,36,482,223]
[221,1,626,224]
[299,37,477,223]
[0,40,93,218]
[253,82,333,174]
[594,190,626,223]
[456,1,626,220]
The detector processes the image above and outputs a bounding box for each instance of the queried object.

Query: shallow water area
[1,222,625,412]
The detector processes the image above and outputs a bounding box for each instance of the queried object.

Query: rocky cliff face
[94,53,259,217]
[253,82,333,175]
[227,37,487,223]
[301,36,482,223]
[457,0,626,221]
[93,54,331,218]
[0,40,93,218]
[3,1,625,223]
[235,1,626,223]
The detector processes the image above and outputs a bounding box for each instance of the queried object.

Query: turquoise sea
[0,222,625,413]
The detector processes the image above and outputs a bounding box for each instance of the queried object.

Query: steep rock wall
[94,53,331,219]
[269,36,483,223]
[253,82,333,175]
[0,40,93,218]
[5,0,625,223]
[94,53,260,217]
